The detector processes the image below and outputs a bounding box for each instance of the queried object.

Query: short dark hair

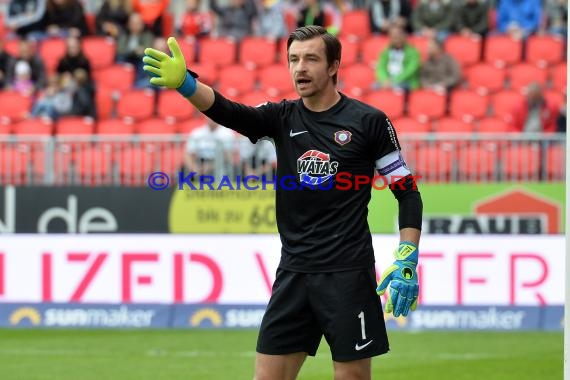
[286,25,342,84]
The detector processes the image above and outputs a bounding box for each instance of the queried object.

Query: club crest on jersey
[297,150,339,186]
[334,130,352,146]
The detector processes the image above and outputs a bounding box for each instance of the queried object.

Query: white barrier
[0,234,564,305]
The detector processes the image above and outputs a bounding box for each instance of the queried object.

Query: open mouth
[297,79,311,86]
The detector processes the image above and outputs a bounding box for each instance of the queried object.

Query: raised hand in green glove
[376,241,419,317]
[142,37,198,97]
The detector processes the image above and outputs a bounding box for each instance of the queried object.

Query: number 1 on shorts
[358,311,366,340]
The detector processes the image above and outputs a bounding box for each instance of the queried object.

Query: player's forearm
[185,82,215,111]
[399,227,420,247]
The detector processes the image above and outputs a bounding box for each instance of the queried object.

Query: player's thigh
[309,268,389,362]
[254,352,307,380]
[333,357,371,380]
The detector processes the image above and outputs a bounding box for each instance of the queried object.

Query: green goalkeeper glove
[142,37,198,97]
[376,242,419,317]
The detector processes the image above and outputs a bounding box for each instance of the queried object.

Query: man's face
[288,37,336,98]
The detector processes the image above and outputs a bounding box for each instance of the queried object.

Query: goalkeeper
[143,26,423,380]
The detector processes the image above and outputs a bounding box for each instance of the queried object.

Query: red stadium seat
[491,90,524,121]
[39,38,66,74]
[340,10,371,39]
[95,86,115,119]
[259,64,292,96]
[0,122,11,135]
[178,37,196,63]
[432,117,475,133]
[408,35,429,61]
[546,144,565,180]
[444,35,482,68]
[12,118,54,135]
[0,91,33,124]
[458,143,498,180]
[484,35,522,68]
[157,90,196,122]
[199,38,237,67]
[74,146,113,185]
[407,90,446,121]
[178,116,207,134]
[93,64,135,92]
[56,116,95,135]
[507,63,548,91]
[341,63,375,97]
[239,37,277,69]
[338,36,360,66]
[217,64,257,97]
[97,118,135,135]
[550,62,567,92]
[392,117,430,134]
[278,38,289,64]
[363,90,405,120]
[136,118,177,135]
[544,90,564,110]
[283,91,299,100]
[361,35,389,67]
[239,90,279,106]
[526,35,564,68]
[414,144,453,182]
[449,90,489,122]
[4,38,25,56]
[501,144,541,180]
[190,62,218,86]
[116,89,155,122]
[82,36,116,70]
[477,117,511,133]
[464,63,506,95]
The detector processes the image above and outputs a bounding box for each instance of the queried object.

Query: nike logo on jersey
[355,340,373,351]
[290,130,308,137]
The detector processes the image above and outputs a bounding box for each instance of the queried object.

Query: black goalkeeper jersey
[204,91,402,272]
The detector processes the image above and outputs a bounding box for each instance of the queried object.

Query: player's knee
[333,360,371,380]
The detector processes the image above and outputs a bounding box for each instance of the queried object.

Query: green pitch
[0,329,562,380]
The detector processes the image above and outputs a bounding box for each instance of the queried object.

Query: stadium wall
[0,234,564,331]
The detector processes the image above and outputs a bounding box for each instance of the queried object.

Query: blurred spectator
[9,60,35,96]
[541,0,567,38]
[6,39,47,92]
[69,68,96,118]
[239,137,277,177]
[556,102,566,133]
[6,0,47,38]
[295,0,342,35]
[132,0,169,36]
[0,41,14,89]
[95,0,133,39]
[419,38,461,93]
[411,0,455,41]
[116,12,155,88]
[497,0,541,40]
[30,74,70,120]
[454,0,489,37]
[56,36,92,80]
[210,0,257,41]
[184,117,235,177]
[179,0,213,38]
[257,0,289,39]
[43,0,90,38]
[509,82,558,133]
[375,26,420,90]
[368,0,412,34]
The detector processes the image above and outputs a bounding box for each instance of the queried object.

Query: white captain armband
[375,150,411,178]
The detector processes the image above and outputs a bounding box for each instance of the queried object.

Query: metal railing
[0,133,566,186]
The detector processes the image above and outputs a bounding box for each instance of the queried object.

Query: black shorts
[256,267,389,362]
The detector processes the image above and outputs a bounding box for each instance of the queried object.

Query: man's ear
[329,59,340,78]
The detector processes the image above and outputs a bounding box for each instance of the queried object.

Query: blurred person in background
[368,0,412,34]
[95,0,133,39]
[179,0,213,38]
[541,0,567,38]
[6,39,46,93]
[69,68,96,119]
[376,25,420,90]
[5,0,47,38]
[184,117,235,177]
[9,60,35,96]
[419,37,461,94]
[453,0,489,37]
[116,12,155,87]
[296,0,342,35]
[411,0,455,41]
[30,73,73,120]
[238,137,277,178]
[497,0,541,40]
[43,0,90,38]
[56,36,92,80]
[210,0,257,41]
[0,41,14,89]
[132,0,170,36]
[257,0,289,40]
[508,82,558,133]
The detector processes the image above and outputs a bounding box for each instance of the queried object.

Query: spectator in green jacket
[375,26,420,90]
